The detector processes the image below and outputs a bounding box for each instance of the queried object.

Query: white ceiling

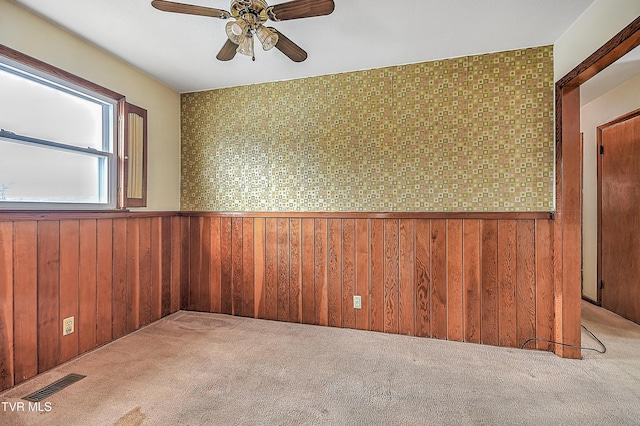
[13,0,598,93]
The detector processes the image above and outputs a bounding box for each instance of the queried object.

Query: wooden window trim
[0,45,123,102]
[122,102,148,208]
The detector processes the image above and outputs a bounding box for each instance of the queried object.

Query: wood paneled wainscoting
[0,210,559,393]
[0,212,183,392]
[179,212,556,353]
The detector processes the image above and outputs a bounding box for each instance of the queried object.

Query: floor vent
[23,374,86,402]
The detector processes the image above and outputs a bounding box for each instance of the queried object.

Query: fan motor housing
[231,0,269,25]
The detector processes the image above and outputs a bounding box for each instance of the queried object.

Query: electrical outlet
[63,317,74,336]
[353,295,362,309]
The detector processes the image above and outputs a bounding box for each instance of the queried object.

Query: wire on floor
[520,324,606,354]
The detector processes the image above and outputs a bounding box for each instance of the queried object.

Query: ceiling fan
[151,0,335,62]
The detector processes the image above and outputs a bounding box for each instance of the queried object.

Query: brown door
[599,109,640,325]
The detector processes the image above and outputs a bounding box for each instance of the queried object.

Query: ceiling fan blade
[151,0,231,19]
[216,39,238,61]
[267,0,335,22]
[269,28,307,62]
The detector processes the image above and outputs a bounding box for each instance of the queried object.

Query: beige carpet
[1,301,639,425]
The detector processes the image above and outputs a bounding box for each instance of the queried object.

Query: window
[123,103,148,208]
[0,48,121,210]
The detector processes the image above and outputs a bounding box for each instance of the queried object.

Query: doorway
[581,43,640,308]
[556,16,640,358]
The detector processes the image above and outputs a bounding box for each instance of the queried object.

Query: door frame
[555,16,640,358]
[597,108,640,305]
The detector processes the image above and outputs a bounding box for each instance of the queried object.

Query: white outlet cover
[353,295,362,310]
[63,317,74,336]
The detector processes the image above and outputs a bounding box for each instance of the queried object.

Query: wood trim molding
[0,211,178,222]
[598,107,640,130]
[180,211,555,220]
[0,44,124,101]
[597,124,603,306]
[0,211,554,222]
[556,16,640,88]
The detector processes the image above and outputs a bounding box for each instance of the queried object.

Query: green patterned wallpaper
[181,46,554,212]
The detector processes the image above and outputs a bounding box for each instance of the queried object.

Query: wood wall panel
[301,219,315,325]
[516,220,537,348]
[535,220,555,350]
[37,221,60,373]
[383,220,399,334]
[341,219,355,329]
[59,220,79,364]
[170,217,182,313]
[232,218,244,317]
[79,220,98,355]
[328,219,341,328]
[463,220,481,343]
[265,218,278,321]
[481,220,499,346]
[199,217,211,314]
[355,219,370,331]
[220,217,232,315]
[447,220,463,341]
[208,217,221,314]
[431,220,447,340]
[398,219,415,336]
[415,219,431,338]
[161,217,173,317]
[314,219,328,326]
[243,218,255,318]
[112,219,127,339]
[277,218,290,322]
[139,218,152,327]
[289,219,302,323]
[180,214,556,357]
[253,218,265,319]
[498,220,517,348]
[369,219,385,333]
[188,217,201,312]
[152,217,164,322]
[0,222,14,390]
[12,221,37,384]
[180,217,190,310]
[96,219,113,346]
[126,218,140,333]
[0,213,181,393]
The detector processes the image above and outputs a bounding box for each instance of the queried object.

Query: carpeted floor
[1,301,639,425]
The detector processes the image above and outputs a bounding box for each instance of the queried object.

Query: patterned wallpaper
[181,46,554,212]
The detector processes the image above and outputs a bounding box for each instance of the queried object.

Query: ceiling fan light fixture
[225,20,248,44]
[152,0,336,62]
[237,34,255,60]
[256,26,279,51]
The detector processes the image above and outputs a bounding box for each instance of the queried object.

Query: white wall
[554,0,640,82]
[580,74,640,301]
[0,0,181,211]
[554,0,640,301]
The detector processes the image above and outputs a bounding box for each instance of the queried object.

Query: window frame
[0,44,126,211]
[123,102,148,208]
